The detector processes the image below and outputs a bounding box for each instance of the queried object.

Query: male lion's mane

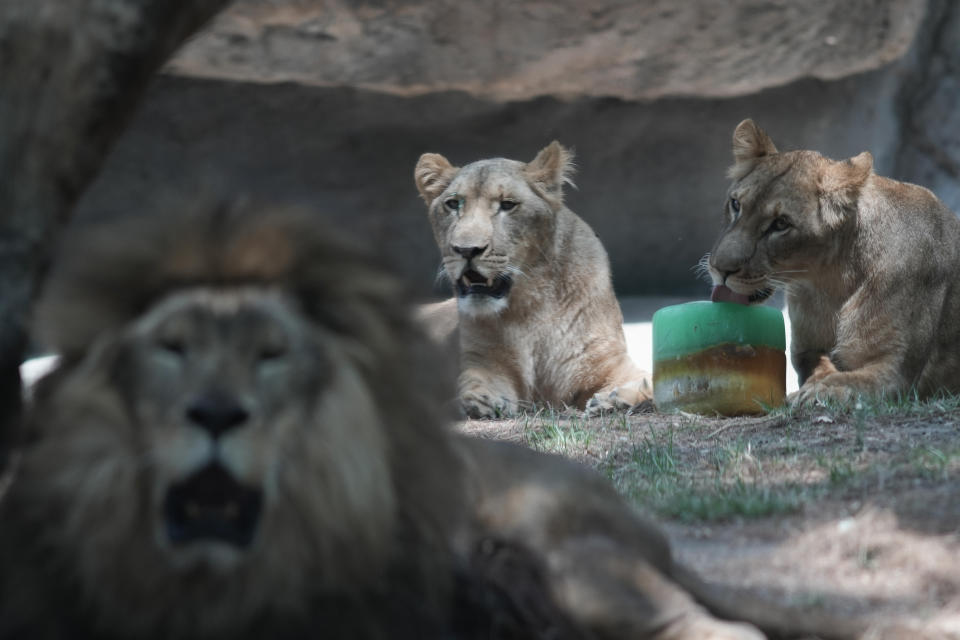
[1,199,571,639]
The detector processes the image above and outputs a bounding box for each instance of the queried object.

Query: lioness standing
[709,119,960,406]
[415,142,651,418]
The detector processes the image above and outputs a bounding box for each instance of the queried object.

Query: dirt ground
[457,403,960,639]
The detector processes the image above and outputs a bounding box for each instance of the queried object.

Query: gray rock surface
[168,0,923,101]
[895,0,960,213]
[73,0,959,298]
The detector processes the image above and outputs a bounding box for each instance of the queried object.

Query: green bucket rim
[652,301,785,361]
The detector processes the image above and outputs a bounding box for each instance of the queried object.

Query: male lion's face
[707,119,872,303]
[118,288,332,570]
[415,142,574,317]
[25,285,399,631]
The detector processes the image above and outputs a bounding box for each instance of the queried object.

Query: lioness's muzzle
[456,270,512,299]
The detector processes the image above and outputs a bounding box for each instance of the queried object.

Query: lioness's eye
[730,197,741,214]
[499,200,517,212]
[444,198,461,212]
[768,216,791,233]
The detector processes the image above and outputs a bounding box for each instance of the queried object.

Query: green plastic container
[652,301,786,415]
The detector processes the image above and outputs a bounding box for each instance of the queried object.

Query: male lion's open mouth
[164,463,262,548]
[456,269,512,299]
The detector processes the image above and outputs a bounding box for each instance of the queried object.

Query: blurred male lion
[415,142,651,418]
[0,201,859,640]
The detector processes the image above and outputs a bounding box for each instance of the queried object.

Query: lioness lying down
[709,119,960,407]
[415,142,651,418]
[0,202,860,639]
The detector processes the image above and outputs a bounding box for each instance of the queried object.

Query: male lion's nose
[451,244,487,259]
[186,391,249,439]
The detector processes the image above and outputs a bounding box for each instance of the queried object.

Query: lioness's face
[415,143,573,318]
[708,120,871,303]
[428,159,556,316]
[708,151,828,303]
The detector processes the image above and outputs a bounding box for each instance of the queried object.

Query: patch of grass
[788,591,829,610]
[652,479,805,523]
[765,389,960,420]
[835,390,960,418]
[607,428,804,522]
[815,455,859,488]
[522,411,594,455]
[910,444,959,481]
[857,544,881,570]
[494,391,960,526]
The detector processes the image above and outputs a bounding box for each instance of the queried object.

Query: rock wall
[168,0,923,101]
[894,0,960,211]
[74,0,957,298]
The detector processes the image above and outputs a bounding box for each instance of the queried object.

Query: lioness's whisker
[434,264,450,286]
[505,265,528,280]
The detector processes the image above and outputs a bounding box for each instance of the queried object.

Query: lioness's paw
[788,381,856,408]
[585,380,653,417]
[585,390,631,416]
[460,390,518,420]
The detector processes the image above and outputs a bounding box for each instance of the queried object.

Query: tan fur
[709,119,960,406]
[0,199,864,639]
[415,142,651,418]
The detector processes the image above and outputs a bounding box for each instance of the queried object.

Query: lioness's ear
[820,151,873,213]
[728,119,778,179]
[524,141,575,203]
[415,153,459,204]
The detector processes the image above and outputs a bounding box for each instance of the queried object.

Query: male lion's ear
[415,153,459,204]
[820,151,873,215]
[728,119,778,179]
[524,141,576,204]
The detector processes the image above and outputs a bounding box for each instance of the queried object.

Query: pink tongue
[711,285,751,305]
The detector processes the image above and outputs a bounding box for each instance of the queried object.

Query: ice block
[652,301,786,415]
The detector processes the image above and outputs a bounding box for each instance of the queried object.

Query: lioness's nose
[186,391,249,438]
[719,268,739,282]
[451,244,487,259]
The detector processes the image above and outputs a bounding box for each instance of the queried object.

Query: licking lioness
[709,119,960,406]
[0,200,862,639]
[415,142,651,418]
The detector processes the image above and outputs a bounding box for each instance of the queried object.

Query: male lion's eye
[730,197,741,214]
[156,337,186,357]
[257,344,288,362]
[768,217,791,233]
[499,200,517,212]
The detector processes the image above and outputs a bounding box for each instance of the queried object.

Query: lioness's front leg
[458,369,522,419]
[790,363,903,407]
[789,289,920,407]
